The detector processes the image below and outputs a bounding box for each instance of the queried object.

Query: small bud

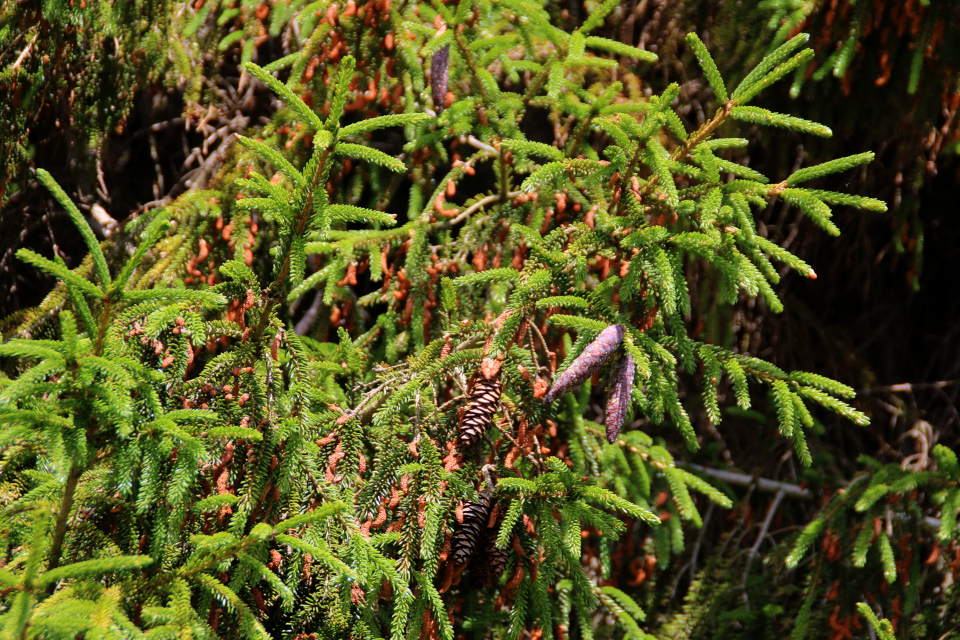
[479,357,501,380]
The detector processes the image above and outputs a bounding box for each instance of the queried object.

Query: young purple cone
[605,353,635,443]
[544,323,625,403]
[431,44,450,113]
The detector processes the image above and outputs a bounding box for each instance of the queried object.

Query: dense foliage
[1,2,959,640]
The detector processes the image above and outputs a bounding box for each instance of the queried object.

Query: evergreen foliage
[712,0,960,291]
[1,2,956,640]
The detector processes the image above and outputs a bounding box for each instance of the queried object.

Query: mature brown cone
[485,527,509,580]
[544,323,625,403]
[452,494,491,566]
[469,525,509,587]
[605,353,635,443]
[459,372,502,449]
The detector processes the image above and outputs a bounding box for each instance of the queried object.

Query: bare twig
[748,488,785,559]
[464,135,497,154]
[294,290,324,336]
[858,379,960,394]
[682,463,812,500]
[11,31,38,72]
[443,191,523,227]
[684,463,941,530]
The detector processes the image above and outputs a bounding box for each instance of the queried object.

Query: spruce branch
[45,464,84,582]
[35,169,111,289]
[453,28,494,107]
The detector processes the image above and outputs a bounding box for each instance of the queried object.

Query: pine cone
[469,527,509,587]
[459,373,502,449]
[544,323,625,403]
[431,45,450,113]
[468,556,490,587]
[485,528,509,581]
[605,353,635,443]
[452,494,491,566]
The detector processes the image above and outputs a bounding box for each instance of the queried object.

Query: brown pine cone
[459,373,502,449]
[452,493,492,566]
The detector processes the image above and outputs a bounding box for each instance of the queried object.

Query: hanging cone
[469,525,509,587]
[544,323,625,403]
[485,527,509,581]
[459,372,502,449]
[468,554,490,587]
[431,44,450,113]
[605,353,635,443]
[452,494,492,566]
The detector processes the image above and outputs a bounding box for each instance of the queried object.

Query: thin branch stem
[682,462,811,500]
[628,101,734,209]
[498,142,510,204]
[521,52,558,106]
[453,29,492,106]
[858,379,960,394]
[748,488,785,558]
[93,298,114,356]
[45,464,83,584]
[11,31,38,72]
[565,113,595,158]
[443,191,523,227]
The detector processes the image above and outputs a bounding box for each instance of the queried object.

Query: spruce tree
[2,2,957,640]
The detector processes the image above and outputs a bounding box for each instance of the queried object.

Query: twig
[45,465,83,592]
[748,488,785,559]
[453,29,493,105]
[858,379,960,394]
[520,52,558,106]
[934,386,960,429]
[687,501,714,580]
[498,141,510,205]
[682,463,812,500]
[294,290,324,336]
[149,132,165,200]
[11,31,38,72]
[684,463,941,530]
[444,191,522,227]
[182,120,246,191]
[480,464,497,492]
[628,101,734,209]
[96,150,110,203]
[129,118,188,140]
[527,319,551,374]
[464,135,497,154]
